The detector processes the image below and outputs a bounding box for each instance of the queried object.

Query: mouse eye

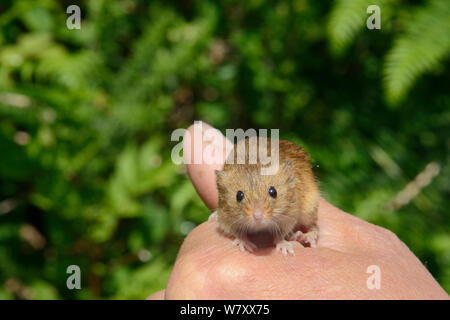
[236,190,244,202]
[268,186,277,198]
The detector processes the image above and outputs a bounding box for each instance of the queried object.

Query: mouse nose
[252,208,265,222]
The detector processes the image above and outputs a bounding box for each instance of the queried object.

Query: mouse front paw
[290,229,318,248]
[232,238,257,253]
[275,240,295,256]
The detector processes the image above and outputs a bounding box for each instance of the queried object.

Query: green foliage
[384,0,450,105]
[328,0,450,105]
[0,0,448,299]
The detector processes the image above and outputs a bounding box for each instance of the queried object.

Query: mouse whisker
[268,217,283,238]
[229,217,246,235]
[274,212,297,224]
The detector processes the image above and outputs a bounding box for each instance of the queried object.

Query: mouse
[209,136,320,255]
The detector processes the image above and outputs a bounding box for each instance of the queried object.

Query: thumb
[183,121,232,210]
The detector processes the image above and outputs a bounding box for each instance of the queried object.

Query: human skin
[148,122,448,299]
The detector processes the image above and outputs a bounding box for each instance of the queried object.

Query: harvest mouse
[209,136,320,255]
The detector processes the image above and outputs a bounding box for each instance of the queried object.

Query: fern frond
[328,0,396,55]
[384,0,450,105]
[328,0,368,54]
[37,49,102,89]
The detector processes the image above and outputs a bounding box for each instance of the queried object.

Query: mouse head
[215,161,297,236]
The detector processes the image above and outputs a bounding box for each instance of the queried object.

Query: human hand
[150,122,448,299]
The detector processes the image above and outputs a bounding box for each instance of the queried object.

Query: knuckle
[367,224,407,254]
[372,224,400,243]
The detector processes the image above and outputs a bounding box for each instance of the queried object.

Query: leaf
[383,0,450,105]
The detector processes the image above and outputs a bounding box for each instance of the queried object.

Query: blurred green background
[0,0,449,299]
